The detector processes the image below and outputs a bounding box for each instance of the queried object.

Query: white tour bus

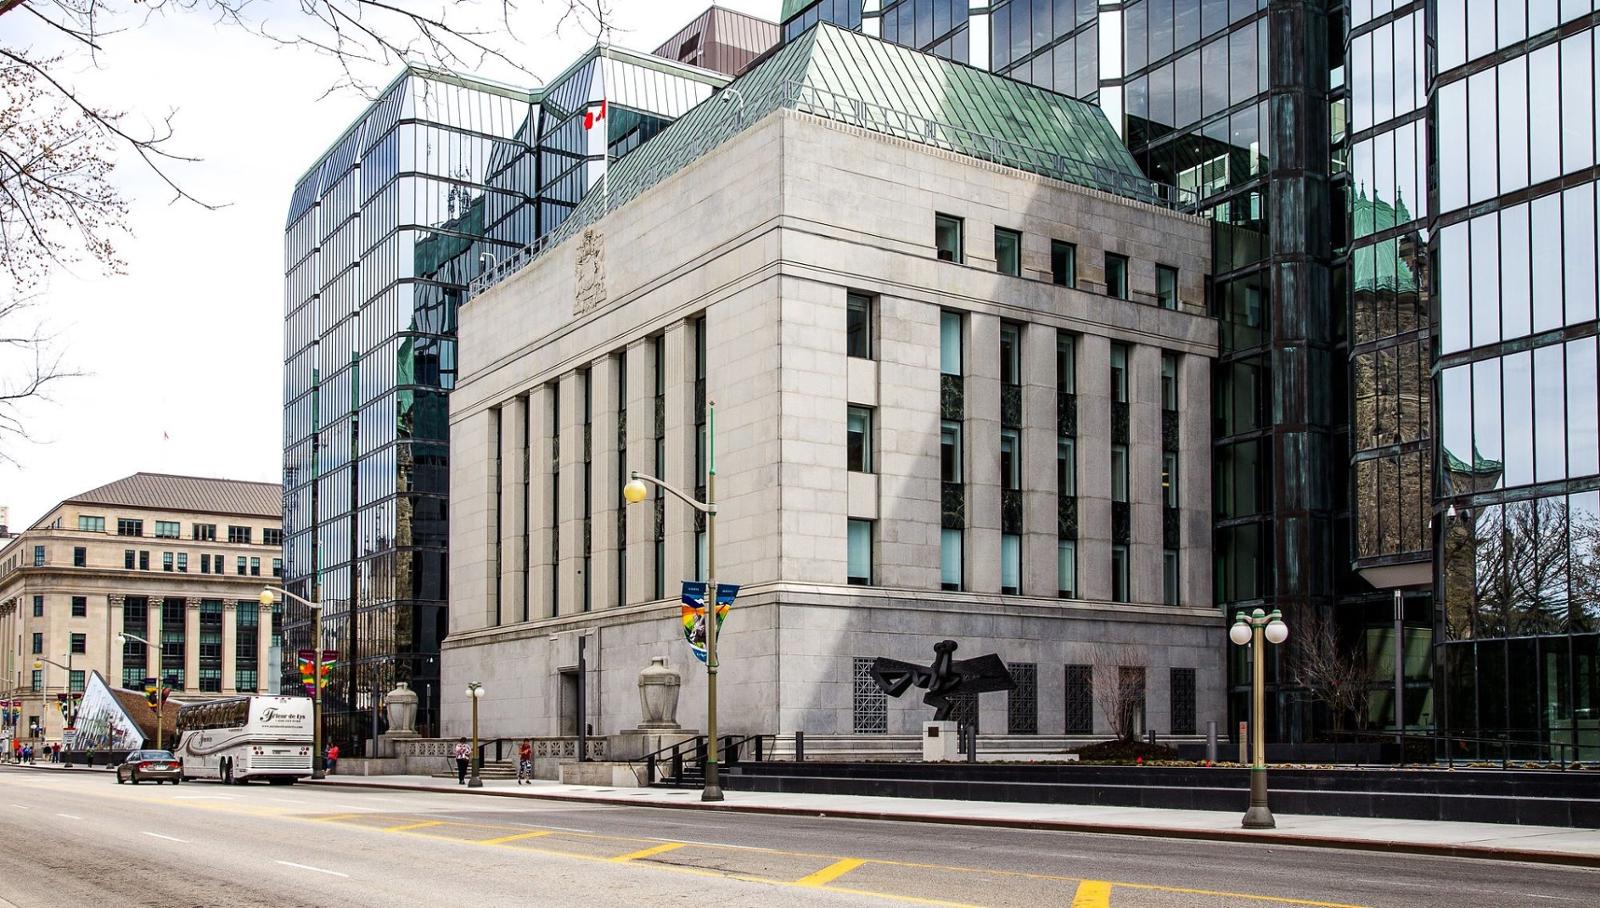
[173,695,314,784]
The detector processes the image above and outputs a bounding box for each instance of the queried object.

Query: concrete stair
[429,760,520,780]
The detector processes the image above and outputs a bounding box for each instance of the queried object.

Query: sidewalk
[305,772,1600,867]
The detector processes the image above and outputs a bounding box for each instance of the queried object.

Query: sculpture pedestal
[607,730,699,762]
[375,730,418,759]
[923,721,959,761]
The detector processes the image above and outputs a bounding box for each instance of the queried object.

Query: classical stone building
[444,24,1222,742]
[0,473,283,747]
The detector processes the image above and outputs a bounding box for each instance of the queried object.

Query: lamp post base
[1241,768,1275,829]
[311,770,327,781]
[701,759,723,802]
[467,776,483,789]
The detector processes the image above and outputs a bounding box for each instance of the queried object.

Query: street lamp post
[1230,608,1289,829]
[259,587,325,779]
[466,681,484,788]
[116,632,173,751]
[32,653,76,751]
[622,400,722,802]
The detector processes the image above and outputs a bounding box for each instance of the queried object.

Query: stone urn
[385,682,419,736]
[637,657,681,730]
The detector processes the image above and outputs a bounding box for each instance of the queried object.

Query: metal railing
[1325,728,1600,770]
[642,733,776,787]
[468,77,1192,299]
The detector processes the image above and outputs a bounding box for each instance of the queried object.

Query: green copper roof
[476,23,1173,294]
[781,1,812,22]
[1351,189,1419,295]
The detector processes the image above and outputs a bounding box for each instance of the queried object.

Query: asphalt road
[1,766,1594,908]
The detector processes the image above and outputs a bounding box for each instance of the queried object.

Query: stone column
[1178,353,1213,607]
[1021,322,1059,597]
[258,600,274,695]
[527,384,556,619]
[1130,343,1165,605]
[557,370,586,615]
[106,595,125,689]
[589,354,621,609]
[448,406,498,635]
[964,313,1002,593]
[873,295,941,590]
[624,339,659,603]
[661,321,698,586]
[1076,334,1113,601]
[183,598,201,693]
[498,395,529,624]
[221,600,238,695]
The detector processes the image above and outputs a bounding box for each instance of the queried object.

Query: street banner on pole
[297,649,338,696]
[680,581,739,664]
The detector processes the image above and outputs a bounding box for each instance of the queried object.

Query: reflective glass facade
[782,1,1600,749]
[1430,1,1600,759]
[285,55,724,750]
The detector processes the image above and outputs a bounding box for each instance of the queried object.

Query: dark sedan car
[116,750,182,785]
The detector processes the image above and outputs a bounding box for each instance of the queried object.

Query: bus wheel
[220,761,232,785]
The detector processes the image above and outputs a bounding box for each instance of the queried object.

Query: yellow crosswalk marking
[478,830,554,846]
[1071,880,1112,908]
[384,820,445,832]
[795,858,866,887]
[611,842,686,862]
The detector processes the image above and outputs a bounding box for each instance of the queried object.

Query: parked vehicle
[173,696,313,784]
[116,750,182,785]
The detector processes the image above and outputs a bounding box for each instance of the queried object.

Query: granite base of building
[440,585,1225,743]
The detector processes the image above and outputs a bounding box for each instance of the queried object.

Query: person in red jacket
[325,743,339,775]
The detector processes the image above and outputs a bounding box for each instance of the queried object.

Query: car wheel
[131,774,140,785]
[116,773,124,784]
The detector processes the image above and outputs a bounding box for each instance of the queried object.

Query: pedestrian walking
[452,737,470,785]
[516,739,533,784]
[325,743,339,775]
[22,744,32,764]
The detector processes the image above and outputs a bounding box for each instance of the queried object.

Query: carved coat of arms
[574,227,606,315]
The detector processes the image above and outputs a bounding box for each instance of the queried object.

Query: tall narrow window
[995,227,1021,276]
[940,311,963,375]
[1161,353,1178,409]
[999,322,1021,387]
[1059,438,1077,496]
[33,545,44,566]
[1105,253,1129,299]
[941,528,963,591]
[124,549,135,569]
[847,406,874,473]
[71,596,87,617]
[177,553,188,573]
[941,421,963,482]
[1001,533,1021,595]
[1164,550,1181,606]
[1051,240,1077,287]
[1057,334,1076,392]
[935,213,964,262]
[163,552,174,572]
[1112,545,1130,602]
[1110,343,1129,403]
[1162,452,1179,508]
[73,546,86,567]
[1112,445,1129,502]
[1058,540,1077,598]
[847,519,873,585]
[1156,265,1179,309]
[1001,429,1021,490]
[32,595,41,616]
[846,292,873,359]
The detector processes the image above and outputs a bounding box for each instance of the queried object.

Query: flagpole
[702,399,720,801]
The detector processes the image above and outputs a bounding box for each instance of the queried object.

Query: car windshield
[132,751,175,761]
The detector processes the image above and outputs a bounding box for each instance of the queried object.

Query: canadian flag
[584,99,608,130]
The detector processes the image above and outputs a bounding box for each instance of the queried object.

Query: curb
[303,778,1600,869]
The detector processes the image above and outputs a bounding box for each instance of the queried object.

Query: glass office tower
[284,49,729,750]
[1429,2,1600,759]
[284,70,535,746]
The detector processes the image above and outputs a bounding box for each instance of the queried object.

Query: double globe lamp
[1229,608,1288,829]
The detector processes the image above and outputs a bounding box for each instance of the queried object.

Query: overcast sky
[1,0,777,529]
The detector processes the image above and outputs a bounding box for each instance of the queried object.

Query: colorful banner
[296,649,338,696]
[680,581,739,665]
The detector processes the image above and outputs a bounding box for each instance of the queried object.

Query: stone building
[444,24,1222,742]
[0,473,283,747]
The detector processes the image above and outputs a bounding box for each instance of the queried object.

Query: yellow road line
[611,842,686,862]
[824,885,982,908]
[1112,881,1369,908]
[384,820,445,832]
[477,830,554,846]
[795,858,866,887]
[1070,880,1111,908]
